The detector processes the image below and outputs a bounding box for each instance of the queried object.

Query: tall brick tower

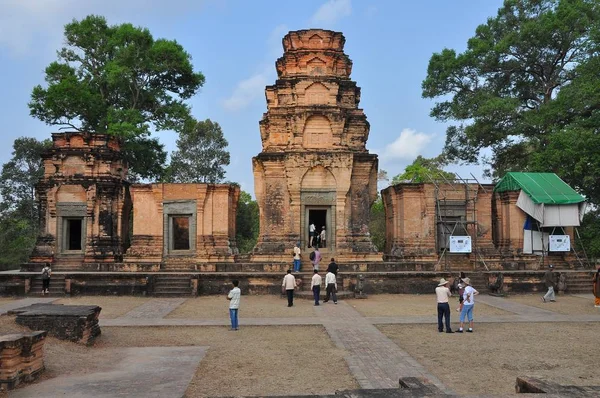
[253,29,379,260]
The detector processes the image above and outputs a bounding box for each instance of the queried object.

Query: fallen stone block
[516,376,600,396]
[0,331,47,391]
[9,304,101,345]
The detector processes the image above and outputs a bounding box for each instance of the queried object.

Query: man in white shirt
[309,222,316,248]
[226,280,241,330]
[435,278,453,333]
[324,271,337,304]
[311,270,322,306]
[457,277,479,333]
[293,242,301,273]
[282,270,297,307]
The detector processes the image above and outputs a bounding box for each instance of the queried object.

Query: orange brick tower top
[260,29,369,154]
[276,29,352,78]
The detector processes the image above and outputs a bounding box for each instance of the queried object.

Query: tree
[391,156,456,184]
[369,194,386,252]
[236,191,259,254]
[0,137,51,269]
[167,119,230,183]
[576,210,600,262]
[422,0,600,180]
[0,138,51,218]
[28,15,205,180]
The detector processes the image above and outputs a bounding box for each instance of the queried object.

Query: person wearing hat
[457,277,478,333]
[542,264,556,303]
[435,278,453,333]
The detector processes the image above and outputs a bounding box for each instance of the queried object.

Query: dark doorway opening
[308,209,327,248]
[172,216,191,250]
[66,218,83,251]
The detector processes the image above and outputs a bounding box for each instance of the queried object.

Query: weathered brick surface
[253,29,379,257]
[10,304,101,345]
[28,133,131,269]
[0,331,46,391]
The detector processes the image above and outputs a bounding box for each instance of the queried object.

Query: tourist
[542,264,556,302]
[312,246,322,271]
[320,226,326,248]
[309,222,316,247]
[326,258,338,275]
[593,266,600,308]
[293,242,301,273]
[282,269,297,307]
[41,262,52,295]
[226,280,241,330]
[311,269,322,306]
[457,277,478,333]
[324,270,338,304]
[435,278,453,333]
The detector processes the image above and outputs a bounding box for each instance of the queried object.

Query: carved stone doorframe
[300,190,336,252]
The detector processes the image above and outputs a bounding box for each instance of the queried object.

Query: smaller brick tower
[26,133,131,270]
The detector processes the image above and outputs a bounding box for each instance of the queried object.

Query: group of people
[293,242,323,273]
[435,276,478,333]
[308,222,326,248]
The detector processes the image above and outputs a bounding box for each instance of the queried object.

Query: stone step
[295,290,354,300]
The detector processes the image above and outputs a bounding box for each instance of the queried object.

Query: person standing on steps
[326,258,338,276]
[282,269,297,307]
[542,264,557,303]
[308,222,316,248]
[311,269,322,306]
[457,277,478,333]
[435,278,453,333]
[311,246,322,271]
[226,280,241,331]
[41,262,52,295]
[324,270,338,304]
[293,242,301,273]
[320,226,326,248]
[593,266,600,308]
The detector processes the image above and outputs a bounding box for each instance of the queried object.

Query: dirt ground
[347,294,512,317]
[167,295,317,318]
[0,314,356,397]
[53,296,151,318]
[506,294,599,315]
[380,322,600,396]
[0,297,15,306]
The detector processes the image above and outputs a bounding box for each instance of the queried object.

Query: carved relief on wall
[304,82,330,105]
[307,57,327,75]
[301,166,336,190]
[303,115,332,148]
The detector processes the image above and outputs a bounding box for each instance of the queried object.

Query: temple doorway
[63,218,83,251]
[307,208,329,249]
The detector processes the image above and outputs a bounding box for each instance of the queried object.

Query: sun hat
[438,278,449,286]
[462,277,471,285]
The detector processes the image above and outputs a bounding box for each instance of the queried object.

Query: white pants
[543,286,555,301]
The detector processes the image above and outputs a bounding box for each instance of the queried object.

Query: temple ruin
[252,30,379,262]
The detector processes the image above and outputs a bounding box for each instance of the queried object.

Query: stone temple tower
[253,29,379,260]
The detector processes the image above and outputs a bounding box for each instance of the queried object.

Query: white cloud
[309,0,352,27]
[380,128,435,163]
[222,67,272,111]
[222,24,286,112]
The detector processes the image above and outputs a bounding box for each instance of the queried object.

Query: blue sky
[0,0,504,195]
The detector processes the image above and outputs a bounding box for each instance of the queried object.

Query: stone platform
[0,331,47,391]
[9,303,101,345]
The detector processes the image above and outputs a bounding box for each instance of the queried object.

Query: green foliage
[236,191,259,254]
[0,138,50,269]
[166,119,231,183]
[576,210,600,262]
[369,194,386,252]
[423,0,600,186]
[391,156,456,184]
[29,15,205,180]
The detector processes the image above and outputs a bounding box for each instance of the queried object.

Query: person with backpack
[310,247,321,271]
[41,263,52,295]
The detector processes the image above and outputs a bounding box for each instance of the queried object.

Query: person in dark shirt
[326,258,338,275]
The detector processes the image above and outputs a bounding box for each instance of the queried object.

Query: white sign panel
[549,235,570,252]
[449,236,472,253]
